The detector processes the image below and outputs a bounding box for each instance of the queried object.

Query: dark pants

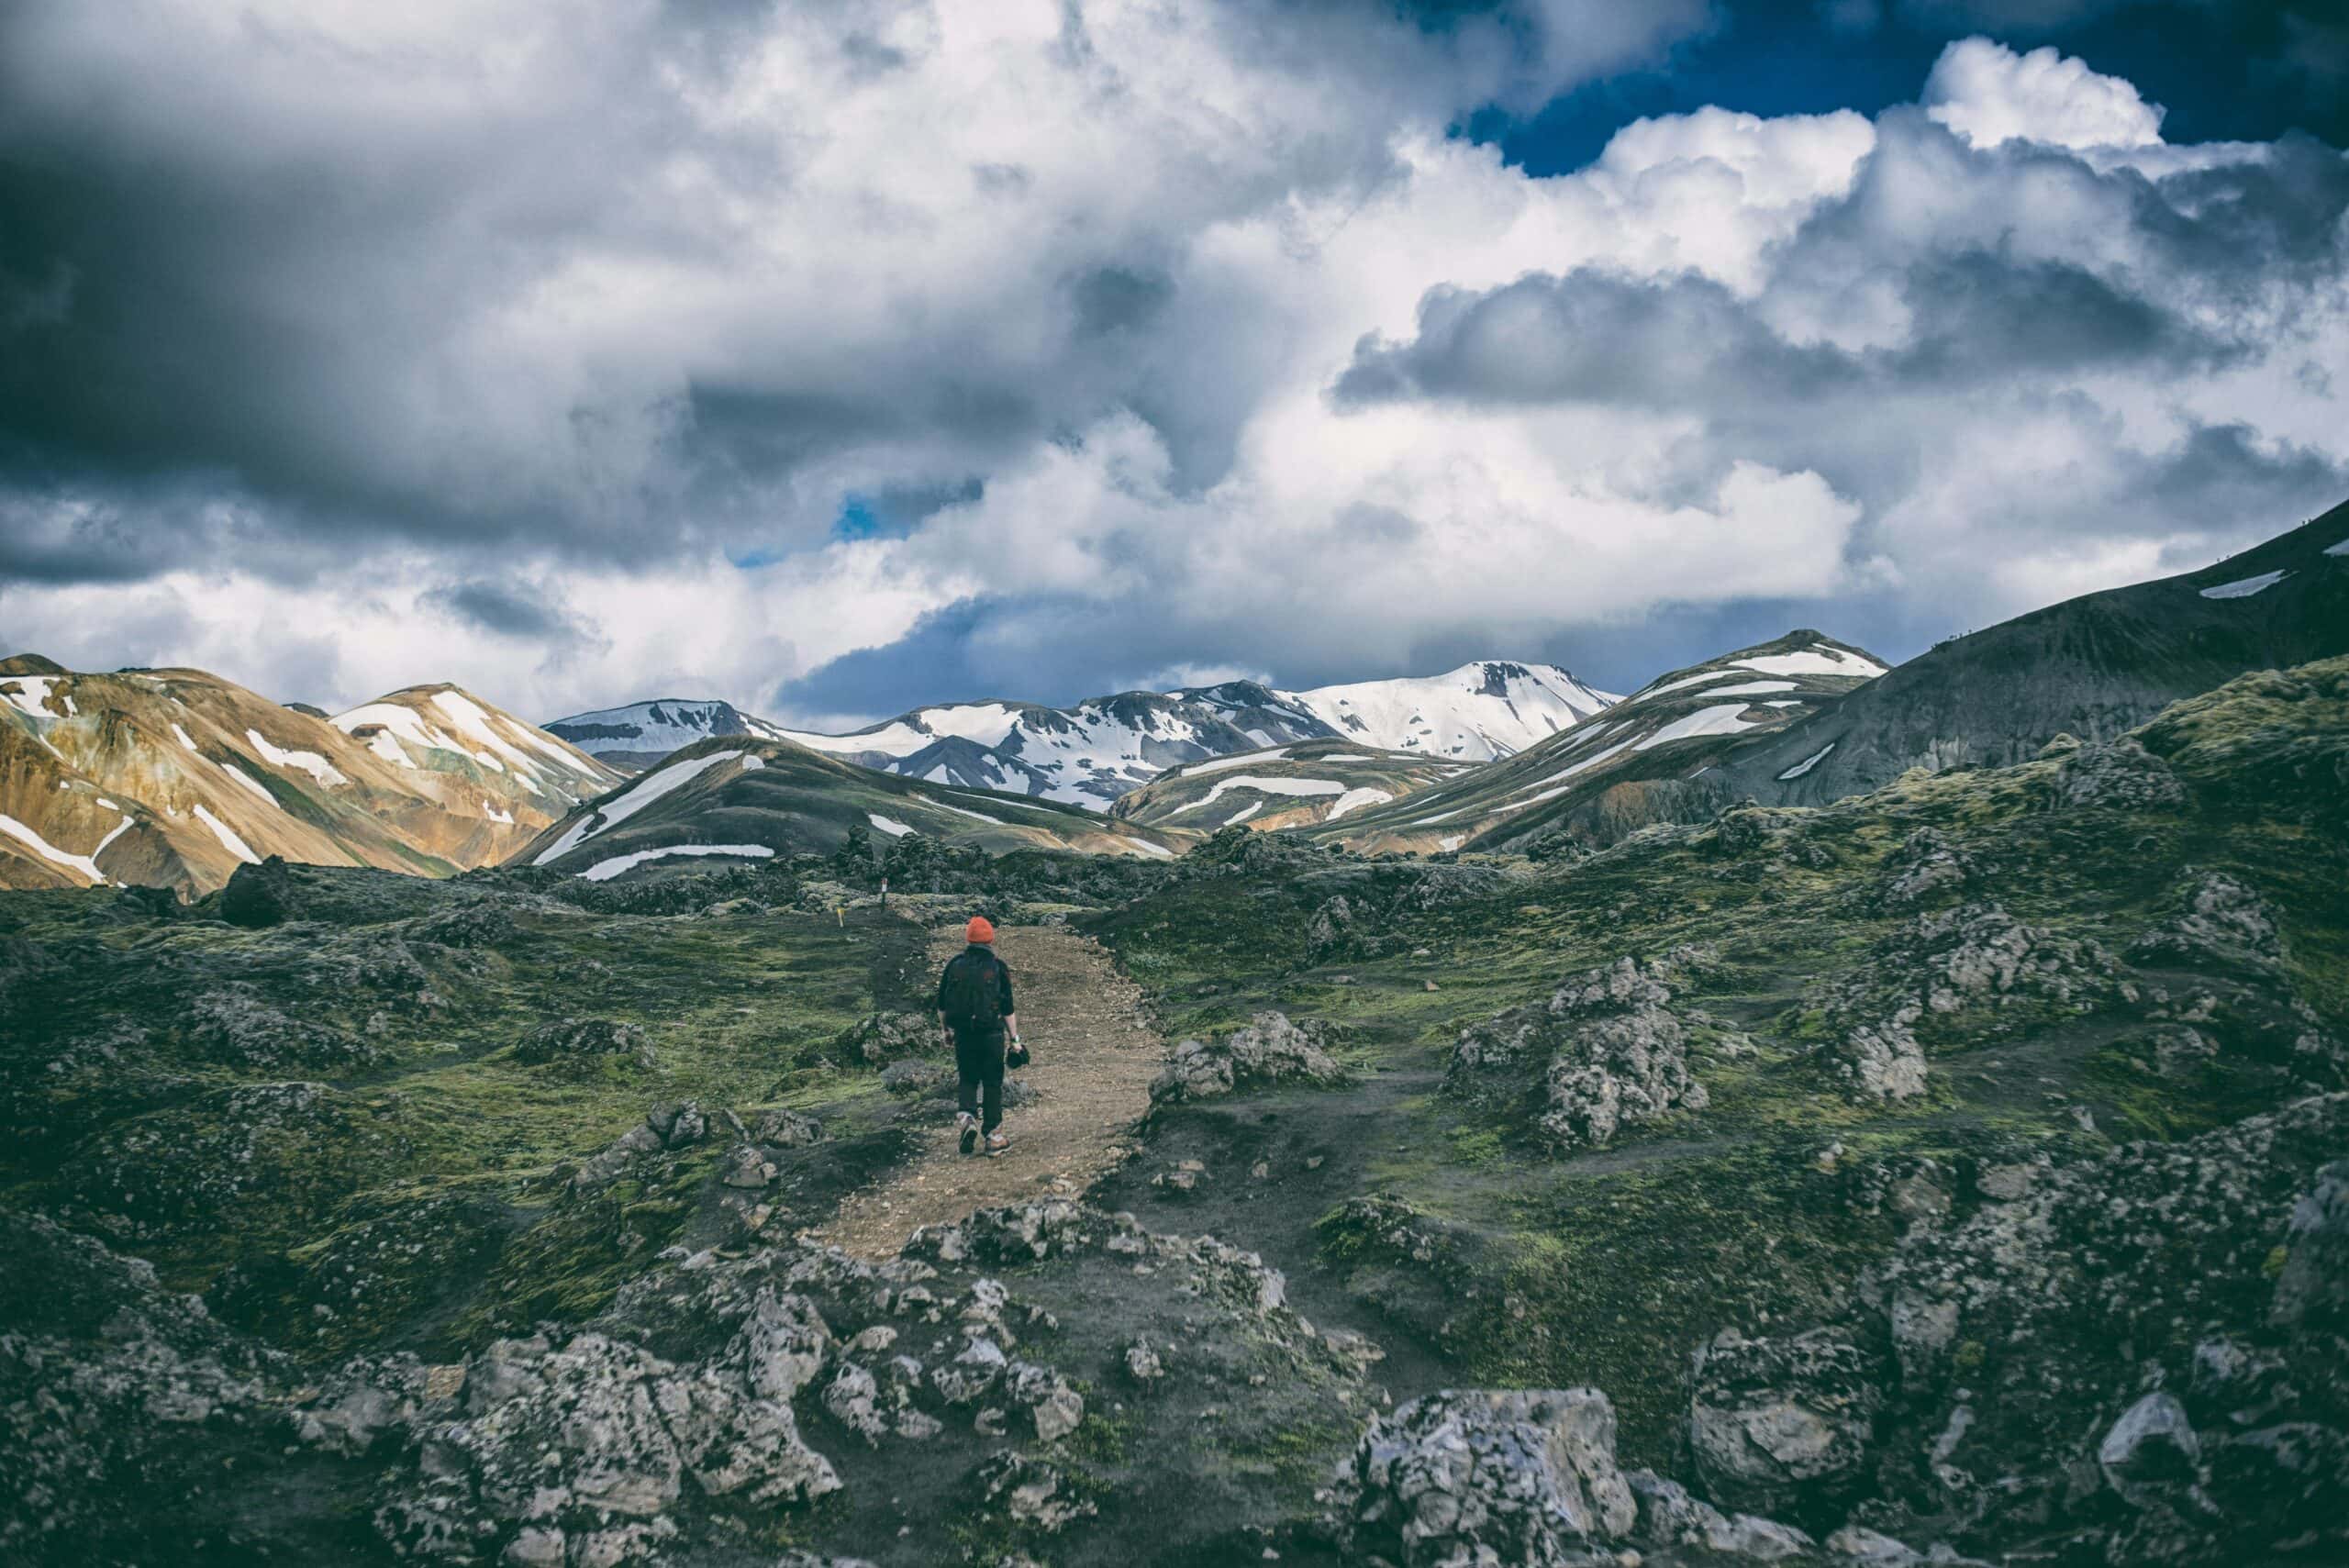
[954,1028,1006,1133]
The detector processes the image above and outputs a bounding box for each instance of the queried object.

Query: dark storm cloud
[419,580,592,643]
[1335,109,2349,459]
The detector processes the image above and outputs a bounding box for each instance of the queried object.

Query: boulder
[2053,736,2188,810]
[1450,956,1709,1149]
[1689,1329,1881,1516]
[835,1010,934,1065]
[2129,872,2286,974]
[515,1018,655,1072]
[375,1299,840,1563]
[1341,1388,1637,1566]
[2097,1391,2200,1511]
[2272,1161,2349,1332]
[1150,1011,1345,1105]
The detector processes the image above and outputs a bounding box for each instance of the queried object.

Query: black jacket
[937,945,1015,1033]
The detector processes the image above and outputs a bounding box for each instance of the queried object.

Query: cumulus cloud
[0,5,2343,718]
[1923,37,2164,149]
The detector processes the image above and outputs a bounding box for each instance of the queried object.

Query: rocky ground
[3,658,2345,1565]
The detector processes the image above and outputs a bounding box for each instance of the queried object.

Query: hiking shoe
[957,1113,978,1155]
[985,1133,1012,1157]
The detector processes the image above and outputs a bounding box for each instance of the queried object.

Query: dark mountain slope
[1724,501,2349,805]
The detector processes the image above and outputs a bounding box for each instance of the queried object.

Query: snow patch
[1777,742,1837,781]
[193,805,261,864]
[1119,836,1174,859]
[532,749,746,865]
[2199,569,2288,600]
[1223,801,1263,826]
[485,805,515,825]
[1323,786,1395,822]
[1439,835,1465,851]
[1636,703,1764,749]
[0,675,63,721]
[868,813,915,838]
[2326,536,2349,557]
[579,842,774,882]
[0,812,111,884]
[1175,775,1349,815]
[1177,748,1292,777]
[933,800,1006,824]
[1634,670,1733,699]
[1733,644,1887,678]
[172,722,201,753]
[245,728,348,787]
[1702,680,1798,697]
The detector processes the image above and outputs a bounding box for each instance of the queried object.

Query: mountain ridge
[548,660,1619,806]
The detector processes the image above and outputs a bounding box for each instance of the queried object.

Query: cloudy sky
[3,0,2344,726]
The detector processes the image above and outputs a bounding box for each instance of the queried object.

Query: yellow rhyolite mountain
[0,653,619,895]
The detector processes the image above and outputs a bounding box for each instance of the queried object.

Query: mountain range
[0,657,618,895]
[7,501,2344,895]
[549,662,1619,806]
[1305,631,1888,854]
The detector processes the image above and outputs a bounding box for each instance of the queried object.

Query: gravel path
[814,921,1164,1260]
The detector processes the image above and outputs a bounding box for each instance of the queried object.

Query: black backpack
[941,951,1003,1032]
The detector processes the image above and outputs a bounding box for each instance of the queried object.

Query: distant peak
[0,652,68,676]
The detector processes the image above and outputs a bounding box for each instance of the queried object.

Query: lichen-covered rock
[2272,1160,2349,1332]
[2129,872,2286,974]
[1816,903,2119,1102]
[293,1353,431,1456]
[1449,956,1709,1149]
[0,1214,282,1562]
[1340,1387,1638,1566]
[186,985,381,1070]
[1875,827,1976,908]
[1626,1469,1818,1562]
[2054,735,2189,809]
[376,1294,841,1563]
[910,1200,1092,1265]
[514,1018,654,1072]
[1689,1328,1882,1516]
[750,1107,824,1148]
[970,1452,1096,1534]
[834,1010,934,1065]
[1842,1094,2349,1562]
[1150,1011,1345,1104]
[69,1080,407,1240]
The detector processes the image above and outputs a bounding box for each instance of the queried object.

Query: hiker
[937,916,1022,1156]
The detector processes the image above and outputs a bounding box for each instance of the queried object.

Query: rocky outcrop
[375,1305,841,1562]
[515,1017,655,1073]
[1816,903,2119,1101]
[1339,1388,1637,1566]
[1818,1094,2349,1562]
[1873,827,1976,909]
[1688,1329,1883,1518]
[2128,872,2285,973]
[1150,1011,1345,1104]
[569,1100,712,1188]
[834,1010,934,1065]
[2054,735,2189,810]
[0,1214,282,1562]
[1449,955,1709,1150]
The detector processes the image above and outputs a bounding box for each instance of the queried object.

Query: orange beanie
[966,917,996,944]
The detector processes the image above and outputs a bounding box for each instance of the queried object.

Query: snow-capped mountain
[517,736,1190,879]
[1307,633,1887,855]
[1286,661,1616,758]
[765,662,1618,809]
[543,699,791,771]
[0,657,618,895]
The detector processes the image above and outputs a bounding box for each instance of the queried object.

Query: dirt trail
[815,922,1164,1261]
